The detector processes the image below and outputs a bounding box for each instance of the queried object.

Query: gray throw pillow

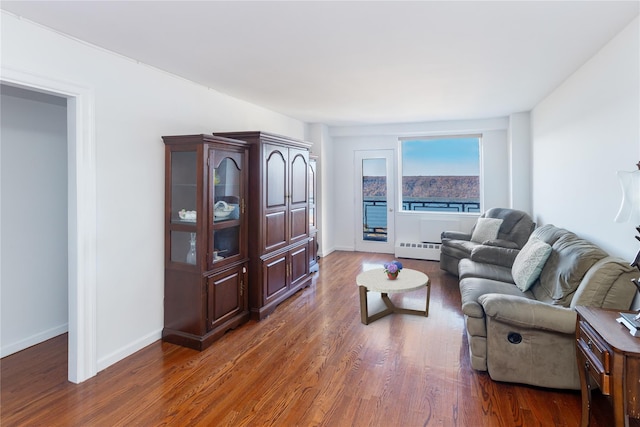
[471,218,503,243]
[512,237,553,291]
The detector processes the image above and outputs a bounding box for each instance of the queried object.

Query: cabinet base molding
[162,311,250,351]
[250,275,313,321]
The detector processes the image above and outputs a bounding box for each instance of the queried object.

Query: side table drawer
[577,320,611,394]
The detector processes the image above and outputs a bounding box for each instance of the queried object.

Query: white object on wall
[614,167,640,225]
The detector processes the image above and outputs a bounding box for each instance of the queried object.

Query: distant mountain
[363,176,479,199]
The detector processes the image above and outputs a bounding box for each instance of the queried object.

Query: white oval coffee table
[356,268,431,325]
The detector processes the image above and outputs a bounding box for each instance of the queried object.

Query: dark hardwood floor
[1,251,618,426]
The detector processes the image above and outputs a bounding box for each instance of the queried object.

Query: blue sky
[401,138,479,176]
[362,158,387,176]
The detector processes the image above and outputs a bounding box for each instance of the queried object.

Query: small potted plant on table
[383,260,403,280]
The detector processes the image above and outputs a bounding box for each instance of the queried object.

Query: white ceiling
[2,1,638,126]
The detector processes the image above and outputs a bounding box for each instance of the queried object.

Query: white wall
[307,123,334,257]
[328,117,516,252]
[531,16,640,260]
[1,12,306,372]
[508,112,532,213]
[1,85,68,356]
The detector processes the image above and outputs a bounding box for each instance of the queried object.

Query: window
[399,135,481,213]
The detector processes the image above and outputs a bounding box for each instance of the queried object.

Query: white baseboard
[1,323,69,358]
[97,328,162,373]
[317,247,335,258]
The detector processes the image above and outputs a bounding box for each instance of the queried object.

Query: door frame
[354,149,395,253]
[2,67,97,383]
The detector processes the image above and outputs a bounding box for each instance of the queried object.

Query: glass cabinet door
[209,150,243,269]
[170,151,197,224]
[309,157,316,230]
[171,231,197,264]
[169,150,198,265]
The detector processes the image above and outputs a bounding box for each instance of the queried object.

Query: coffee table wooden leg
[360,289,395,324]
[359,285,369,325]
[360,286,431,324]
[382,293,427,317]
[425,279,431,317]
[381,293,394,311]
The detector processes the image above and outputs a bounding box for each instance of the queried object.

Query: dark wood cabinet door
[308,156,319,272]
[289,147,309,245]
[309,157,317,232]
[263,144,288,252]
[207,263,247,330]
[308,234,317,269]
[208,148,246,271]
[263,252,288,303]
[290,244,309,289]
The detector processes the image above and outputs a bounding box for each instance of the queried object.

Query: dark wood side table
[576,306,640,427]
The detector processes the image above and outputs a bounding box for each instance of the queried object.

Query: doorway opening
[354,149,395,253]
[1,69,97,383]
[1,84,68,363]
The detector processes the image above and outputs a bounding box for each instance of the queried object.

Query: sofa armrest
[479,293,577,334]
[441,231,471,241]
[470,245,520,268]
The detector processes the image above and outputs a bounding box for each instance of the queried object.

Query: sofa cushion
[459,258,515,283]
[570,256,637,309]
[469,244,520,268]
[512,237,552,291]
[471,218,503,243]
[531,232,607,306]
[440,239,479,259]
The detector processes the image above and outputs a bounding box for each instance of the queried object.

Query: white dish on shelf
[213,201,235,219]
[178,209,196,221]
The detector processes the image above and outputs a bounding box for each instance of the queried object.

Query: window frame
[398,134,483,214]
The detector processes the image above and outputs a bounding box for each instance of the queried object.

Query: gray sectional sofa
[457,224,637,389]
[440,207,535,276]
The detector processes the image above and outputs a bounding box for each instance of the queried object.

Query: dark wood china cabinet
[216,131,313,320]
[162,134,250,350]
[309,155,319,273]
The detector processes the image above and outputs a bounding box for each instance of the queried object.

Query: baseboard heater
[395,218,460,261]
[395,241,442,261]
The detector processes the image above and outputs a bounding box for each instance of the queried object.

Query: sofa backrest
[529,224,608,306]
[477,208,535,249]
[569,256,637,310]
[529,223,567,247]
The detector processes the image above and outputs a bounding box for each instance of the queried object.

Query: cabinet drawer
[577,320,611,394]
[578,320,611,372]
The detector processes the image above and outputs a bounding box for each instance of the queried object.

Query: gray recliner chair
[440,207,535,276]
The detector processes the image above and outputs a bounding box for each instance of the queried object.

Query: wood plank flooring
[1,251,619,426]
